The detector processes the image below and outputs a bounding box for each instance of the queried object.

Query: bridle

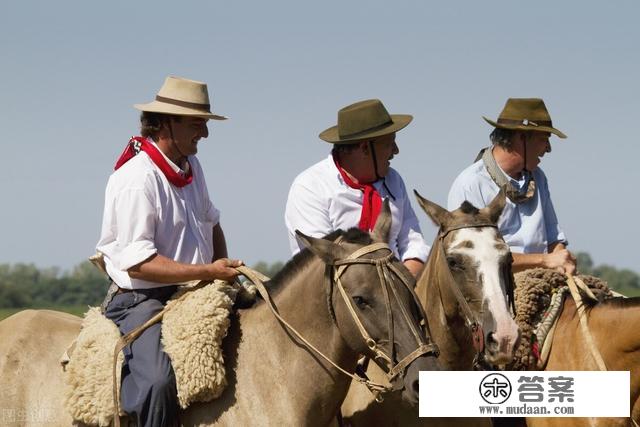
[435,221,515,370]
[246,240,439,401]
[329,241,439,389]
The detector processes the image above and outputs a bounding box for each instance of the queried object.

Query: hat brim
[483,116,566,139]
[319,114,413,144]
[134,101,227,120]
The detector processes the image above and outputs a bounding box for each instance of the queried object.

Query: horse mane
[265,228,373,297]
[598,295,640,310]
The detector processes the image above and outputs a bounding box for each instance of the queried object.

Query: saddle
[60,280,256,426]
[508,268,613,370]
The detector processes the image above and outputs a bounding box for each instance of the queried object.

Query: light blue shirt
[447,159,567,254]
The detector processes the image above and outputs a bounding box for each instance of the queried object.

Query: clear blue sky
[1,1,638,273]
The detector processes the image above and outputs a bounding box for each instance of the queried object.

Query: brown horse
[526,296,640,427]
[342,191,520,426]
[0,202,441,426]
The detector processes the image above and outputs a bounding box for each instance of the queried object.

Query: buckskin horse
[0,201,441,426]
[342,191,520,427]
[525,294,640,427]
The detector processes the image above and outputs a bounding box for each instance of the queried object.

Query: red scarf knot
[114,136,193,187]
[332,153,382,232]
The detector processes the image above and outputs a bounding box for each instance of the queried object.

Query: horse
[0,201,442,426]
[341,191,520,427]
[525,296,640,427]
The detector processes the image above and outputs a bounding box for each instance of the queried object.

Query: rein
[565,274,607,370]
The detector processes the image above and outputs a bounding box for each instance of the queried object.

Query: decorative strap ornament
[114,136,193,187]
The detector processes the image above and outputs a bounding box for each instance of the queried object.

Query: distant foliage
[576,252,639,292]
[0,261,108,308]
[251,261,285,278]
[0,254,635,309]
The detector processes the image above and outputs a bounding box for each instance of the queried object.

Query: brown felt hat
[319,99,413,144]
[134,76,227,120]
[483,98,566,139]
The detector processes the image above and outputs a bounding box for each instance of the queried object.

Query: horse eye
[447,256,464,271]
[352,296,368,309]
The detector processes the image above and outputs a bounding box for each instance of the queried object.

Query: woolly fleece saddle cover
[509,268,611,370]
[62,281,234,426]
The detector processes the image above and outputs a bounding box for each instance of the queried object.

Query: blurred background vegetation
[0,253,637,320]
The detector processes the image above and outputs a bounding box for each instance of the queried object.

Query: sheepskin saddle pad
[62,280,239,426]
[508,268,612,370]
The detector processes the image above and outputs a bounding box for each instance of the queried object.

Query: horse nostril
[486,332,498,346]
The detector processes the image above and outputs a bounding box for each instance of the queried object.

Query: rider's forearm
[127,253,211,283]
[511,252,546,273]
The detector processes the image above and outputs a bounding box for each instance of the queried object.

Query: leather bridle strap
[333,242,439,383]
[436,223,498,357]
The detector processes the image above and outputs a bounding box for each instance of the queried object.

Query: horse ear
[295,230,348,264]
[371,199,392,242]
[414,190,450,228]
[481,189,506,224]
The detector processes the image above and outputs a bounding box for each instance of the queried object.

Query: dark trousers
[105,286,179,427]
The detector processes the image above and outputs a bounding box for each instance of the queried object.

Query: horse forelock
[459,201,480,215]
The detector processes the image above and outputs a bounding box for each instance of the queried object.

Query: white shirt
[96,142,220,289]
[447,159,567,254]
[285,155,429,262]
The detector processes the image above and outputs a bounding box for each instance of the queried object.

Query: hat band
[497,118,552,128]
[155,95,211,111]
[339,118,393,140]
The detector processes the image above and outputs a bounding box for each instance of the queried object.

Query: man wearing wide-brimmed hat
[285,99,429,276]
[448,98,576,274]
[96,76,243,427]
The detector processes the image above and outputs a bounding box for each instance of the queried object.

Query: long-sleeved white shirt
[285,155,429,262]
[96,142,219,289]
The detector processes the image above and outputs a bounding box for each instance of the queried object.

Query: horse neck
[591,299,640,404]
[549,298,640,409]
[418,237,476,370]
[241,257,357,422]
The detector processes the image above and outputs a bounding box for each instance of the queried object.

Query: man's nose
[393,142,399,155]
[545,141,551,153]
[201,124,209,139]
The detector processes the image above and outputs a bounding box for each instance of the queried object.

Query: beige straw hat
[134,76,227,120]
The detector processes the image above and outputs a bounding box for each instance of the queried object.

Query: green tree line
[0,252,637,309]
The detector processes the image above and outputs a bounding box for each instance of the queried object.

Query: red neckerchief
[332,153,382,232]
[114,136,193,187]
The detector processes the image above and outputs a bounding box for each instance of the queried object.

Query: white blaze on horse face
[448,227,519,360]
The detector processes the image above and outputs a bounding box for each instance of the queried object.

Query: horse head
[414,190,520,368]
[296,200,441,406]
